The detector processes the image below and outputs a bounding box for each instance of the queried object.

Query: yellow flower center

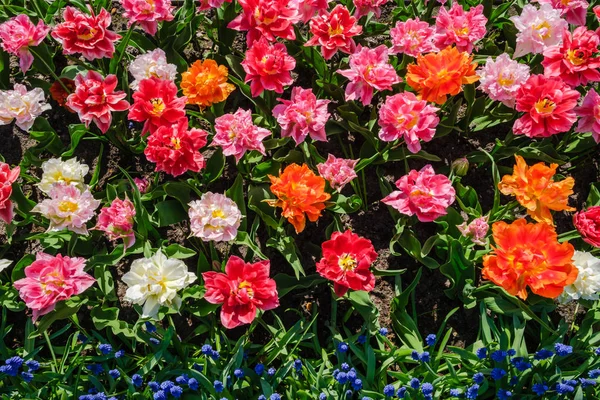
[455,26,470,36]
[338,253,357,272]
[512,247,545,273]
[41,272,65,294]
[566,49,586,66]
[396,111,420,130]
[302,111,313,124]
[150,98,166,116]
[52,171,72,184]
[534,98,556,115]
[594,104,600,119]
[260,56,279,75]
[142,0,156,13]
[58,200,78,213]
[254,7,275,25]
[534,21,551,40]
[77,28,97,40]
[410,189,432,197]
[363,65,376,83]
[238,280,254,298]
[212,209,225,218]
[436,68,449,81]
[497,72,515,87]
[328,25,344,36]
[171,137,182,150]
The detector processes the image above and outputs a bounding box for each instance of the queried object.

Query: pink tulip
[14,253,95,321]
[121,0,174,35]
[95,198,136,249]
[212,109,271,163]
[389,18,438,58]
[434,3,487,53]
[378,92,439,153]
[382,165,455,222]
[228,0,300,45]
[273,87,330,145]
[51,7,120,61]
[0,162,19,224]
[242,37,295,97]
[67,71,129,134]
[0,15,50,73]
[317,154,358,191]
[337,45,400,106]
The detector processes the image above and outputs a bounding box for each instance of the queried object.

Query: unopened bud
[451,157,469,176]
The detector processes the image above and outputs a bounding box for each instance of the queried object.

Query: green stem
[168,315,186,363]
[112,24,136,74]
[30,0,44,20]
[44,330,59,373]
[401,146,410,174]
[65,55,98,72]
[67,232,79,256]
[29,48,71,93]
[569,303,580,333]
[331,293,338,329]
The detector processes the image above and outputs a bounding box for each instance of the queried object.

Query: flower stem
[112,24,136,75]
[28,48,71,93]
[44,330,59,373]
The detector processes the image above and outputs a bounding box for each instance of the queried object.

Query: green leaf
[226,174,247,231]
[28,118,63,155]
[234,231,267,259]
[273,274,326,297]
[163,244,196,259]
[30,42,55,76]
[30,300,86,338]
[155,200,188,227]
[188,298,219,318]
[164,182,192,209]
[60,65,87,79]
[347,290,379,328]
[62,124,88,157]
[94,265,117,301]
[203,149,226,184]
[11,254,34,283]
[11,183,36,214]
[329,193,362,214]
[91,307,136,338]
[0,50,10,89]
[586,183,600,206]
[266,236,305,278]
[248,184,279,229]
[394,268,422,311]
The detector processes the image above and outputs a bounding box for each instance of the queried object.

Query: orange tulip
[49,78,76,112]
[266,164,331,233]
[180,60,235,108]
[405,46,478,104]
[482,219,577,300]
[499,155,575,224]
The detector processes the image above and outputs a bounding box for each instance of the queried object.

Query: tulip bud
[451,157,469,176]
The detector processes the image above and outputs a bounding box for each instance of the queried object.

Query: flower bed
[1,0,600,399]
